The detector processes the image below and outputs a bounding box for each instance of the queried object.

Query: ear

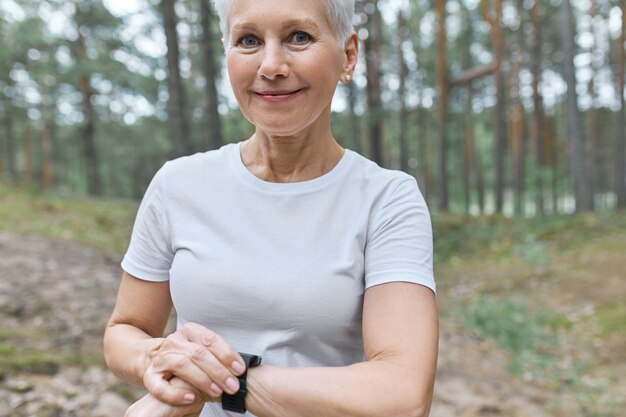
[341,32,359,83]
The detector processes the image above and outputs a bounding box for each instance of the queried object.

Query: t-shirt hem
[365,273,436,295]
[121,257,170,282]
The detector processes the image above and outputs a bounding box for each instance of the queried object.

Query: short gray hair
[211,0,355,47]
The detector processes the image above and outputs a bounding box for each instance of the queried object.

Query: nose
[258,41,289,80]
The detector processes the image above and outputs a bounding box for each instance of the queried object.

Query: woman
[103,0,438,416]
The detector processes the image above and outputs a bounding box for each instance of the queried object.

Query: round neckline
[229,141,354,194]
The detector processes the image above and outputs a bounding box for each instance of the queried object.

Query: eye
[237,34,259,48]
[290,31,311,44]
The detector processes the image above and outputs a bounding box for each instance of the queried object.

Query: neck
[240,128,344,183]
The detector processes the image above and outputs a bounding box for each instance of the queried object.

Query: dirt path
[0,231,555,416]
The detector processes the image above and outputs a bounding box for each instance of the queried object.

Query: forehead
[228,0,331,31]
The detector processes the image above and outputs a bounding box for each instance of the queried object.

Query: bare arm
[104,272,245,405]
[246,282,438,417]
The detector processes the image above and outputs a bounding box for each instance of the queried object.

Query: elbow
[393,382,433,417]
[403,397,431,417]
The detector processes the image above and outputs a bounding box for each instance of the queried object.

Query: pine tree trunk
[346,82,363,155]
[79,74,101,195]
[560,0,593,212]
[397,10,409,173]
[22,126,33,185]
[199,0,222,151]
[510,40,525,216]
[161,0,192,158]
[482,0,508,214]
[363,0,384,166]
[615,4,626,208]
[435,0,449,211]
[531,0,545,216]
[2,102,18,181]
[40,79,53,191]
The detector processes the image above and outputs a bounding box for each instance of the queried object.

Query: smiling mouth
[254,89,304,103]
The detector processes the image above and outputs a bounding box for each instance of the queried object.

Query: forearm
[103,322,163,386]
[247,359,433,417]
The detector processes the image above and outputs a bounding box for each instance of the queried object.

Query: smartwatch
[222,352,262,414]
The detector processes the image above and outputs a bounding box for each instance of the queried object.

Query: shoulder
[345,150,421,198]
[163,143,235,178]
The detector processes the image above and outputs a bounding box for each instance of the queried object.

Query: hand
[143,322,246,405]
[125,378,204,417]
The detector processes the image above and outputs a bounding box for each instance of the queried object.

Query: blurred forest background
[1,0,626,417]
[0,0,624,215]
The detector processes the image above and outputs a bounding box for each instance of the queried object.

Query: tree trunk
[531,0,545,216]
[482,0,507,214]
[509,23,525,216]
[199,0,222,151]
[615,3,626,208]
[161,0,192,158]
[435,0,449,211]
[346,81,363,154]
[22,126,33,185]
[2,102,18,182]
[79,74,101,196]
[560,0,593,212]
[464,86,474,215]
[363,0,384,166]
[40,79,53,191]
[397,10,409,173]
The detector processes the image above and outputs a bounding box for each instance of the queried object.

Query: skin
[104,1,438,416]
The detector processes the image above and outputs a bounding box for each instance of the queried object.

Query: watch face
[240,353,262,367]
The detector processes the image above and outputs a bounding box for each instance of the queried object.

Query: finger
[178,323,245,375]
[148,351,222,400]
[183,343,240,395]
[143,372,198,406]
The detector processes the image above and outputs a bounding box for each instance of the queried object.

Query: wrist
[138,337,165,384]
[222,353,262,414]
[245,365,280,416]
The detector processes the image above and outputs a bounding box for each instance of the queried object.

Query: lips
[254,88,304,103]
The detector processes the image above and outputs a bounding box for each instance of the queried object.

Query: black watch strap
[222,352,262,414]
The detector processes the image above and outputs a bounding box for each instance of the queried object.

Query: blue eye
[291,31,311,44]
[238,35,258,47]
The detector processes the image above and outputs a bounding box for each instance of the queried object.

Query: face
[225,0,357,137]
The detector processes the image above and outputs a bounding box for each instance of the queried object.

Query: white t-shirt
[121,142,435,417]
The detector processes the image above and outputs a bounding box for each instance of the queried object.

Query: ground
[0,230,584,417]
[0,185,624,417]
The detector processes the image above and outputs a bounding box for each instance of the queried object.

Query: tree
[397,9,409,173]
[560,0,593,211]
[161,0,192,158]
[199,0,222,150]
[435,0,449,210]
[531,0,546,216]
[481,0,508,214]
[362,0,385,166]
[615,3,626,208]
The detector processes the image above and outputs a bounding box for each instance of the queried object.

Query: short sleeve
[121,163,174,281]
[364,178,435,294]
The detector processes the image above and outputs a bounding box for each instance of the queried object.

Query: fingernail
[184,392,195,403]
[210,383,223,395]
[232,360,245,374]
[226,377,239,393]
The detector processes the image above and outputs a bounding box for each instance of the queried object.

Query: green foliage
[432,211,626,265]
[596,302,626,337]
[0,181,136,253]
[462,296,559,378]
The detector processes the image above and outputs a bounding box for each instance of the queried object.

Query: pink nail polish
[184,392,195,403]
[232,360,245,374]
[226,377,239,393]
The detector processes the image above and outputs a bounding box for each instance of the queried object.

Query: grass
[1,181,625,415]
[596,302,626,337]
[0,181,136,254]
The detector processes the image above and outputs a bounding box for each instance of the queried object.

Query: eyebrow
[230,18,320,33]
